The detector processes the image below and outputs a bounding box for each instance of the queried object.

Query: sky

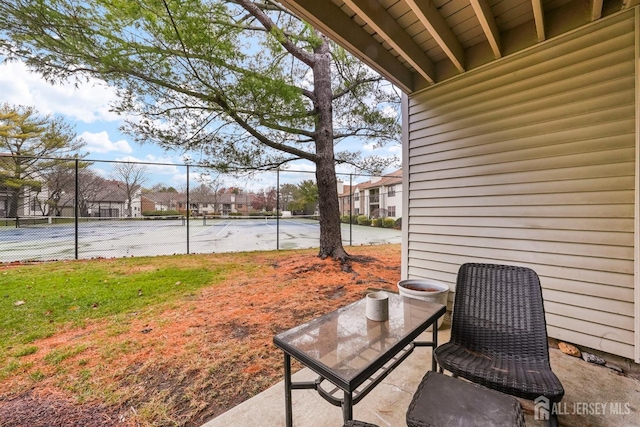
[0,59,401,192]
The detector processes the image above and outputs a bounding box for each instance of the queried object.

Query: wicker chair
[434,263,564,427]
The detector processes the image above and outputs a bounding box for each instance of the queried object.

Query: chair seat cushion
[407,371,526,427]
[343,421,379,427]
[435,342,564,401]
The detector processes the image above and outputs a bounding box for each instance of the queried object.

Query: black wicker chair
[434,263,564,427]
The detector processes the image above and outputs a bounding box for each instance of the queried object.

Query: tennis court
[0,216,401,262]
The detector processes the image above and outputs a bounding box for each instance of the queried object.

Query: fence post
[186,164,190,255]
[75,158,79,259]
[349,173,353,246]
[276,168,280,251]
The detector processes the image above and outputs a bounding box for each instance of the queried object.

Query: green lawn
[0,256,223,361]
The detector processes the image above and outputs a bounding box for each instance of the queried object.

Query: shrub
[342,215,359,224]
[372,217,384,227]
[357,215,371,226]
[383,217,395,228]
[341,214,357,223]
[394,218,402,230]
[143,210,180,217]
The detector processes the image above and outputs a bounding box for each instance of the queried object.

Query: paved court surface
[0,217,401,262]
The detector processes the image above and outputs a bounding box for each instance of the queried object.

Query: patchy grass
[12,345,38,358]
[0,256,225,352]
[44,344,89,366]
[0,245,401,427]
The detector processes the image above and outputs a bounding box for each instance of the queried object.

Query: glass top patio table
[273,291,446,426]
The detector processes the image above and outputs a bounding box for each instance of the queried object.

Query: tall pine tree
[0,0,400,259]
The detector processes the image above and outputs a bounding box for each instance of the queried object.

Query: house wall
[363,185,402,219]
[403,10,637,360]
[141,196,156,213]
[349,176,403,219]
[383,184,402,219]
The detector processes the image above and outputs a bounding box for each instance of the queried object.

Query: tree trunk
[313,37,348,260]
[8,190,19,218]
[8,159,22,218]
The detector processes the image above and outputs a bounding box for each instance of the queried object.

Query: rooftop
[357,169,403,191]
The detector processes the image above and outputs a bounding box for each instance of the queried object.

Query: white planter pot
[397,279,449,329]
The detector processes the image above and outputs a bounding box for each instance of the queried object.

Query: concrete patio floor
[203,324,640,427]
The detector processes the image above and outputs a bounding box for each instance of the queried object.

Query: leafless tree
[112,162,149,217]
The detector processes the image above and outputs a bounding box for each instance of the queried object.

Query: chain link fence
[0,155,402,262]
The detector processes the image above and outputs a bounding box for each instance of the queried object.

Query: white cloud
[361,142,402,155]
[81,131,132,154]
[279,161,316,184]
[381,104,398,118]
[283,161,316,173]
[153,164,185,178]
[0,60,121,123]
[335,163,355,175]
[114,154,180,173]
[91,167,110,179]
[114,155,148,163]
[170,173,188,189]
[388,145,402,153]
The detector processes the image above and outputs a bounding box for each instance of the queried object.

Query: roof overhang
[277,0,640,93]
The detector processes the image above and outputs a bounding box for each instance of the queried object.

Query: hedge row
[340,215,401,229]
[143,210,181,216]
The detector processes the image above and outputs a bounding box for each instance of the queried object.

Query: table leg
[284,353,293,427]
[431,322,438,371]
[342,391,353,423]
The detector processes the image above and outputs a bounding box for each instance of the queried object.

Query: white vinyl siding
[404,11,636,359]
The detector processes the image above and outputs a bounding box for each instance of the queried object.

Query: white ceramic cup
[366,291,389,321]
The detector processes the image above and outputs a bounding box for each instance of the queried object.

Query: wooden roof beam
[590,0,603,21]
[342,0,436,84]
[277,0,422,92]
[405,0,465,73]
[622,0,640,8]
[470,0,501,59]
[532,0,546,42]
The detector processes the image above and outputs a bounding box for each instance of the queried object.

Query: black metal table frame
[275,301,445,426]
